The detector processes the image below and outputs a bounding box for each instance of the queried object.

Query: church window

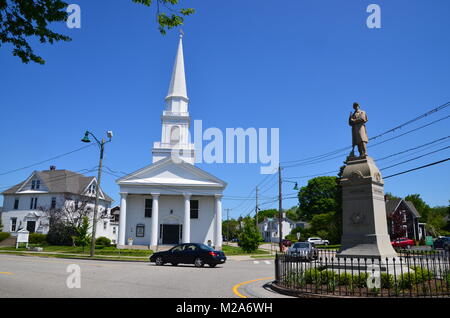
[170,126,180,145]
[190,200,199,219]
[14,198,19,210]
[145,199,153,218]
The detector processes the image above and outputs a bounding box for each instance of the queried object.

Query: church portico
[117,190,224,250]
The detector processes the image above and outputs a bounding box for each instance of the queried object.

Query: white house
[116,34,227,250]
[258,217,308,243]
[1,166,117,243]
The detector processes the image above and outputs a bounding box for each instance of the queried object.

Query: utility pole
[225,208,231,244]
[255,186,259,226]
[278,165,283,252]
[81,130,113,257]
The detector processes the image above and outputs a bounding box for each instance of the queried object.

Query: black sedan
[150,243,226,267]
[433,237,450,250]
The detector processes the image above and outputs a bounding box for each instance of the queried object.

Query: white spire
[166,32,188,101]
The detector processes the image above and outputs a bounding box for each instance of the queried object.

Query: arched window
[170,126,180,145]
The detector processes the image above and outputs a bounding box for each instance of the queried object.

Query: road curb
[0,252,149,263]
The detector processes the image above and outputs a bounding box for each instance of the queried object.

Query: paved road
[0,255,291,298]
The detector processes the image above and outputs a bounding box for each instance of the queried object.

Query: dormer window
[31,179,40,190]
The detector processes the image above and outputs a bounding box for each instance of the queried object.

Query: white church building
[116,34,227,251]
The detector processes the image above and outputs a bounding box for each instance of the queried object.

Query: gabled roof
[385,198,420,218]
[116,157,227,189]
[2,169,113,202]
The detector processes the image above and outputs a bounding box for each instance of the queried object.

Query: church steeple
[166,32,188,102]
[152,32,195,165]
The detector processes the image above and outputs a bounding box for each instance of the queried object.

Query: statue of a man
[349,102,368,157]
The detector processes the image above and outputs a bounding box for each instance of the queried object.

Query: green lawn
[0,245,153,257]
[221,244,268,255]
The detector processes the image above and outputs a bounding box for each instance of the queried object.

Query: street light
[283,179,298,190]
[81,130,113,257]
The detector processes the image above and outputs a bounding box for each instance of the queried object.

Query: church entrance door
[162,224,181,244]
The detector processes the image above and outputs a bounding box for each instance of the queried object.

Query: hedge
[0,232,11,242]
[29,233,47,245]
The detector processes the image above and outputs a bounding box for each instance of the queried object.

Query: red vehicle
[282,239,292,247]
[391,237,414,249]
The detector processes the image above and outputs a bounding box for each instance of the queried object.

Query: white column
[214,194,223,250]
[118,193,127,246]
[182,193,191,243]
[150,193,160,248]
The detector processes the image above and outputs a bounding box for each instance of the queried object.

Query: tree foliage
[0,0,71,64]
[255,209,278,222]
[296,176,342,244]
[222,219,240,241]
[73,216,91,250]
[238,217,262,253]
[298,176,341,221]
[133,0,195,35]
[1,0,194,64]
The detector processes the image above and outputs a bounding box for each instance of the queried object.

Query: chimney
[50,165,56,171]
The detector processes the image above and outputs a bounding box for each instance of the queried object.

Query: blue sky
[1,0,449,219]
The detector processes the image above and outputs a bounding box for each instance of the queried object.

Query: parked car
[288,242,318,261]
[149,243,226,268]
[307,237,329,246]
[282,239,292,247]
[433,237,450,250]
[391,237,414,249]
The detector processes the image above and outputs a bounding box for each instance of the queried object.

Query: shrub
[381,273,395,289]
[0,232,11,242]
[410,266,434,284]
[304,268,322,284]
[337,272,353,286]
[47,222,77,246]
[95,236,111,246]
[397,268,433,290]
[29,233,47,245]
[320,270,337,285]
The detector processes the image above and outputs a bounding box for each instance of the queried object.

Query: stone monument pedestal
[337,156,398,260]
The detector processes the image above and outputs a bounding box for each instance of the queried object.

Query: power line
[380,146,450,171]
[0,143,96,177]
[375,136,450,162]
[281,101,450,165]
[370,101,450,141]
[383,158,450,179]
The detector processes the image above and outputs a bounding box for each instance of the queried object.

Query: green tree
[297,176,342,244]
[222,219,240,241]
[286,206,300,221]
[73,216,91,251]
[405,194,432,221]
[385,192,401,201]
[238,217,262,253]
[1,0,194,64]
[255,209,278,222]
[298,176,341,221]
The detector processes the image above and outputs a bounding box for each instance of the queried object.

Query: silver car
[288,242,318,261]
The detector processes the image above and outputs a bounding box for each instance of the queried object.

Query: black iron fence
[274,249,450,297]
